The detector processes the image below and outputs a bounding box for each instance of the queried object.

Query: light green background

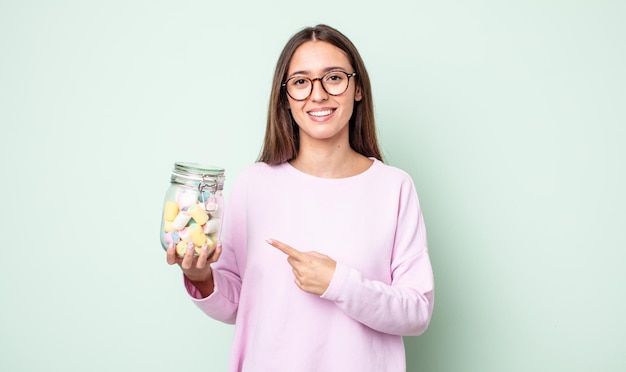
[1,1,624,371]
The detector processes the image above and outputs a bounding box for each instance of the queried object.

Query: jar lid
[173,162,224,177]
[171,162,225,189]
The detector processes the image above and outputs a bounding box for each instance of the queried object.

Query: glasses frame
[281,71,357,101]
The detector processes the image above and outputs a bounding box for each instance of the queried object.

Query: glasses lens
[286,77,312,101]
[321,71,350,95]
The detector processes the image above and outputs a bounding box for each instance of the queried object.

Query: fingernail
[265,238,274,244]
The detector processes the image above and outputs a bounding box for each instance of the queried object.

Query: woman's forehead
[288,41,352,76]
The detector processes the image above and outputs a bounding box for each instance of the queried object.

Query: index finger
[266,238,304,260]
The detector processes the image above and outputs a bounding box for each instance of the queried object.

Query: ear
[354,85,362,102]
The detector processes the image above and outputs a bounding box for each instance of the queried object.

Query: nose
[309,78,328,102]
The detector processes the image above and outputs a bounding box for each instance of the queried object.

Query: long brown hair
[257,24,382,165]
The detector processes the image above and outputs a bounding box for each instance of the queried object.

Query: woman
[167,24,434,372]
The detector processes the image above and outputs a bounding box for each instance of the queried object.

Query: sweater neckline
[280,158,381,183]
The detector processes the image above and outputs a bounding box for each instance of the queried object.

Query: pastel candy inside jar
[160,162,225,257]
[161,191,222,257]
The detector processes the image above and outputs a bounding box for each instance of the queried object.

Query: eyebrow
[287,66,349,78]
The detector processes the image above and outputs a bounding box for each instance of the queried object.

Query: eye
[289,77,310,88]
[324,71,345,84]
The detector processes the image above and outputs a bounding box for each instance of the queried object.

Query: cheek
[286,102,306,126]
[341,97,356,115]
[287,99,303,112]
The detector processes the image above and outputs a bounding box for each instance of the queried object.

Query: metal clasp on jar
[198,175,219,214]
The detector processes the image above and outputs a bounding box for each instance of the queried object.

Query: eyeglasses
[282,70,357,101]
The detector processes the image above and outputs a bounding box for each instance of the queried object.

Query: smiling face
[286,40,362,146]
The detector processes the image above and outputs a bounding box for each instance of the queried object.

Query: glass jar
[160,162,225,257]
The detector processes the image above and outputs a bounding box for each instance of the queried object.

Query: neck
[290,137,372,179]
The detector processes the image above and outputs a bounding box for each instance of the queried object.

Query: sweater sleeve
[320,176,434,336]
[183,259,241,324]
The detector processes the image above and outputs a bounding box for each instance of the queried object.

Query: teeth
[309,109,333,117]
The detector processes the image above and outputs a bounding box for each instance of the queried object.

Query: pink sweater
[185,159,434,372]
